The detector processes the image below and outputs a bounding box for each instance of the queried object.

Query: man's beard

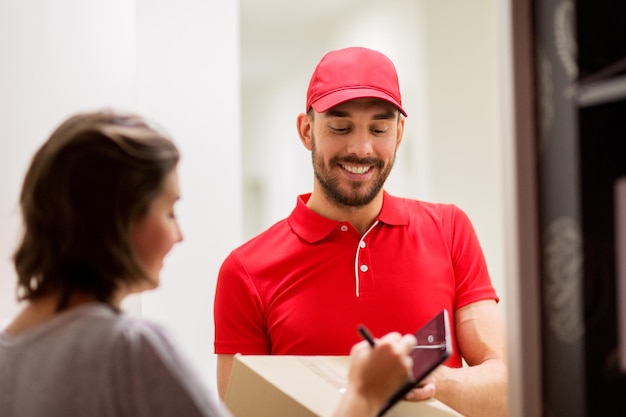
[311,133,395,207]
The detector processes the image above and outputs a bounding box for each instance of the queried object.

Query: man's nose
[345,128,373,156]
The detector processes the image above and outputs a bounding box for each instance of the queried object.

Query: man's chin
[330,190,380,207]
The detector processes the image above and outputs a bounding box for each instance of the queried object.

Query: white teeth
[343,165,370,174]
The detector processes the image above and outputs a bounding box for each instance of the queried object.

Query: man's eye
[330,126,350,133]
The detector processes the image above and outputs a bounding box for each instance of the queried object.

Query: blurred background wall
[0,0,241,393]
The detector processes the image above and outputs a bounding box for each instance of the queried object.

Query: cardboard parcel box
[224,354,463,417]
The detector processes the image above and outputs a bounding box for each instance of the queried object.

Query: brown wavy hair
[13,109,180,310]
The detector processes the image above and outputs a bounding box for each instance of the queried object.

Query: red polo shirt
[214,191,498,367]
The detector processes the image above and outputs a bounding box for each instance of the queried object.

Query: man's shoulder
[385,192,461,217]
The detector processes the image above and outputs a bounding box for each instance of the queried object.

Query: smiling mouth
[340,163,372,174]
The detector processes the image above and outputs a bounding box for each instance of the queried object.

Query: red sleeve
[444,205,499,310]
[213,252,271,354]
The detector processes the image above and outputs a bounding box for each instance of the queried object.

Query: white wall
[0,0,137,319]
[420,1,505,312]
[0,0,241,392]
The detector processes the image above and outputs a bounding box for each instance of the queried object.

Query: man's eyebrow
[372,110,397,120]
[324,109,350,118]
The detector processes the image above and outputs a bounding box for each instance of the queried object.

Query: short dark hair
[13,109,180,310]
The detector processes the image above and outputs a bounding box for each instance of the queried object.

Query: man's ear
[296,113,313,150]
[396,116,405,148]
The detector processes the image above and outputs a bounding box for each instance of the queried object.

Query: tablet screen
[377,309,452,417]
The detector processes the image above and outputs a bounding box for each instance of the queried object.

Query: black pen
[357,324,376,347]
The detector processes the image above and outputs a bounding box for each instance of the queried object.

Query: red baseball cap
[305,47,407,117]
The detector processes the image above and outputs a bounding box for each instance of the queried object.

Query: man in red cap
[214,47,507,417]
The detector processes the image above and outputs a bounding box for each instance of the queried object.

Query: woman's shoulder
[49,303,176,358]
[108,309,176,354]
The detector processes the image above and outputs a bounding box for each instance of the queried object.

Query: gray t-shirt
[0,303,231,417]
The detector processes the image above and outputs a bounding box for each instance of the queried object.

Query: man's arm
[406,299,508,417]
[216,354,235,400]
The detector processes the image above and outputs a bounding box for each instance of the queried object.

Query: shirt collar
[288,191,409,243]
[378,191,409,226]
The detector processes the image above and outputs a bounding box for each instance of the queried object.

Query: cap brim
[310,88,407,117]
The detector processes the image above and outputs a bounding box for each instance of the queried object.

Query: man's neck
[306,190,384,235]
